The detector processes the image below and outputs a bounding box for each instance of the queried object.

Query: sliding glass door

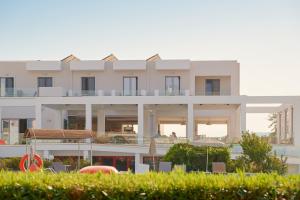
[0,77,14,96]
[123,77,138,96]
[81,77,95,96]
[165,76,180,95]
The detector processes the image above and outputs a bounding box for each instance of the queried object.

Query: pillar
[293,103,300,146]
[0,107,2,139]
[85,104,92,130]
[240,103,246,133]
[35,103,42,128]
[187,103,194,141]
[135,153,142,172]
[138,104,144,145]
[43,150,50,159]
[276,112,281,144]
[83,150,89,161]
[97,109,105,136]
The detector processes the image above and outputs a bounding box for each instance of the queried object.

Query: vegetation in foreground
[163,132,287,174]
[0,171,299,200]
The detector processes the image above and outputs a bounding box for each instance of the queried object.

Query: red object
[79,165,119,174]
[0,139,6,145]
[19,154,43,172]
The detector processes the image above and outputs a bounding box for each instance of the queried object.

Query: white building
[0,54,299,173]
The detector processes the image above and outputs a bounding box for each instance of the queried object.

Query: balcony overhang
[70,60,105,71]
[113,60,146,70]
[155,60,190,70]
[26,61,62,71]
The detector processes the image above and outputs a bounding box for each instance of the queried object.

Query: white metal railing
[0,88,37,97]
[0,88,235,97]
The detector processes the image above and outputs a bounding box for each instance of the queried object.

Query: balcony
[0,88,37,97]
[0,88,233,97]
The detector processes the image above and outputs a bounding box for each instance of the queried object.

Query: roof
[24,129,95,139]
[146,54,161,62]
[102,54,118,61]
[61,54,80,63]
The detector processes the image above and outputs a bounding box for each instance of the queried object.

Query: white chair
[135,164,149,174]
[159,162,172,172]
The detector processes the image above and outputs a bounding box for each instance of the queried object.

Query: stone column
[97,109,105,136]
[187,103,194,141]
[85,104,92,130]
[138,104,144,145]
[35,103,42,128]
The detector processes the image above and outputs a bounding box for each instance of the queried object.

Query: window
[37,77,53,87]
[1,120,10,143]
[165,76,180,95]
[0,77,14,96]
[123,77,138,96]
[81,77,95,96]
[205,79,220,96]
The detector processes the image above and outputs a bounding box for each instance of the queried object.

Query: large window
[123,76,138,96]
[205,79,220,96]
[1,119,10,143]
[0,77,14,96]
[165,76,180,95]
[81,77,95,96]
[38,77,53,87]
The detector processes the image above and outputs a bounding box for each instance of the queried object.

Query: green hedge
[163,143,231,172]
[0,171,299,200]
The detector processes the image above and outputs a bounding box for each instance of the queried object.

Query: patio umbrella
[149,137,157,170]
[192,140,226,172]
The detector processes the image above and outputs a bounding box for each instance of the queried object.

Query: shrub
[235,132,287,174]
[163,143,230,172]
[0,171,299,200]
[0,157,20,171]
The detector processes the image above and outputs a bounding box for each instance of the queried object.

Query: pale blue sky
[0,0,299,133]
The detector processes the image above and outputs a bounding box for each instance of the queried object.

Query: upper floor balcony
[0,87,232,97]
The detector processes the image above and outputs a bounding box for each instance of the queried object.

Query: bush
[235,132,287,174]
[0,157,20,171]
[0,171,299,199]
[163,143,230,172]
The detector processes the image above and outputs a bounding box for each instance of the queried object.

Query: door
[81,77,95,96]
[1,120,10,144]
[165,76,180,95]
[123,77,138,96]
[0,77,14,96]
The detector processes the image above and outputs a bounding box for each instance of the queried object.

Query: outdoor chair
[212,162,226,173]
[159,161,172,172]
[51,162,69,172]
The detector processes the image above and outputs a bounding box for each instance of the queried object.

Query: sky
[0,0,299,134]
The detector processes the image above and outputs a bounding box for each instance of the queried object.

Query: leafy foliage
[235,132,287,174]
[0,171,299,200]
[163,143,230,172]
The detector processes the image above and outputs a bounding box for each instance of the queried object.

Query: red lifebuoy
[19,154,43,172]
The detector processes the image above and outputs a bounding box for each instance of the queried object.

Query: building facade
[0,54,299,173]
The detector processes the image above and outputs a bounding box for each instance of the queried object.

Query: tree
[163,143,230,172]
[234,132,287,174]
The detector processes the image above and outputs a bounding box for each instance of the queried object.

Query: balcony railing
[0,88,37,97]
[0,88,233,97]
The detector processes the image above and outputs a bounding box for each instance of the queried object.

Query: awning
[24,129,95,139]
